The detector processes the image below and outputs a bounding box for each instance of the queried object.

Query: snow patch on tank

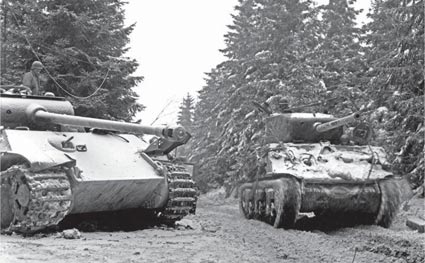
[266,142,392,181]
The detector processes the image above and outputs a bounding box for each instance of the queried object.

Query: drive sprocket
[1,165,72,234]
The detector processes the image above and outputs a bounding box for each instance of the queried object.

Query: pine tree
[177,93,195,131]
[313,0,366,114]
[191,0,323,193]
[365,0,423,101]
[189,0,424,193]
[190,63,237,191]
[0,0,143,121]
[364,0,424,187]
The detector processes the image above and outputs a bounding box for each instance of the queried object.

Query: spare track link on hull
[159,163,197,223]
[1,165,72,234]
[239,176,301,229]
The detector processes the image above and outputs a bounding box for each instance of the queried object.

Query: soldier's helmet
[31,61,43,70]
[266,95,289,113]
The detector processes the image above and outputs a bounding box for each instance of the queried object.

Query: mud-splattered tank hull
[0,94,197,233]
[239,112,411,229]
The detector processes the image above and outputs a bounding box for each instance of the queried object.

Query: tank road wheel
[272,177,301,229]
[240,177,301,228]
[375,177,411,228]
[254,189,266,220]
[239,186,254,219]
[247,197,255,219]
[1,165,72,234]
[265,189,276,224]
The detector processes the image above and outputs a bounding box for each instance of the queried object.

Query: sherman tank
[0,91,197,234]
[239,107,411,229]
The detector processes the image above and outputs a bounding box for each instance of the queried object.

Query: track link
[159,164,197,222]
[240,176,301,229]
[1,165,72,234]
[375,177,411,227]
[240,175,410,229]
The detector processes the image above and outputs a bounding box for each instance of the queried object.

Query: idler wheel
[11,173,31,224]
[15,183,30,207]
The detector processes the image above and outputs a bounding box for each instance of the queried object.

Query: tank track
[1,165,72,234]
[240,176,301,229]
[240,175,408,229]
[375,177,410,227]
[159,163,197,223]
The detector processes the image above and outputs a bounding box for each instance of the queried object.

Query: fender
[1,130,75,172]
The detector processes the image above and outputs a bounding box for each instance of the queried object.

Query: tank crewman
[266,94,290,113]
[22,61,44,95]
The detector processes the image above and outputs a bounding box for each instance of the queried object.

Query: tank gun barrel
[314,112,360,133]
[26,104,189,142]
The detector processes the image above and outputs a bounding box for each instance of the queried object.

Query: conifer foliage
[176,93,195,158]
[189,0,424,193]
[313,0,365,113]
[0,0,143,121]
[364,0,424,187]
[177,93,195,131]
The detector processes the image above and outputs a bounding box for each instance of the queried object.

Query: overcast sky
[124,0,238,125]
[124,0,371,126]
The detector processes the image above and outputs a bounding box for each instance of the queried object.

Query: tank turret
[1,92,197,234]
[265,112,361,144]
[240,105,410,230]
[1,93,189,143]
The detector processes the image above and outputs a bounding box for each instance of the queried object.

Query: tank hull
[2,130,162,178]
[265,143,392,181]
[1,129,196,233]
[239,143,412,228]
[69,178,167,214]
[1,129,169,213]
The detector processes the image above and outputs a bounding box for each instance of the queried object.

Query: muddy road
[1,191,424,263]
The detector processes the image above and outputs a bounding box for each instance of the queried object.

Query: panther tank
[0,92,197,234]
[239,110,411,228]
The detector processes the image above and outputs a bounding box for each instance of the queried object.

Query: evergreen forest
[1,0,143,121]
[1,0,423,195]
[179,0,424,194]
